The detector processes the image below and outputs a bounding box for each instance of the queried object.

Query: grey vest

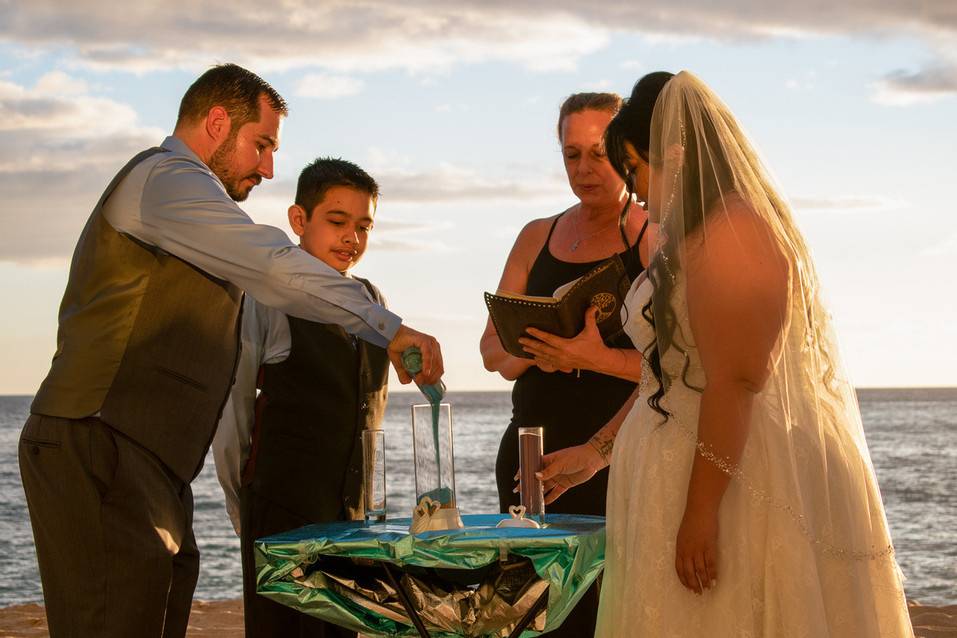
[32,148,244,482]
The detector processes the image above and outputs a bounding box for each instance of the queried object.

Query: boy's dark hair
[296,158,380,218]
[177,63,288,131]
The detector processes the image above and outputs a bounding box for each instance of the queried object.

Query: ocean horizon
[1,387,955,607]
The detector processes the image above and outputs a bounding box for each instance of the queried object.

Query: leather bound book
[484,255,631,359]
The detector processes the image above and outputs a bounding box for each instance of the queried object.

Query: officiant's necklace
[570,211,610,252]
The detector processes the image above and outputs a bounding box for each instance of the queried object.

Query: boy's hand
[388,325,444,385]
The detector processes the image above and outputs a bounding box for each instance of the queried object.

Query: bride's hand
[519,307,605,372]
[521,444,606,504]
[675,504,719,595]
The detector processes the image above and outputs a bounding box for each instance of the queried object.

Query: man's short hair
[296,158,380,219]
[177,63,288,132]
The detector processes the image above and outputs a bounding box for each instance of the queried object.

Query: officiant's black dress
[495,213,647,636]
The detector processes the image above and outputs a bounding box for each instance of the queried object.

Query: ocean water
[1,389,954,607]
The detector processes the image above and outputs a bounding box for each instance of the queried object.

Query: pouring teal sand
[402,347,452,506]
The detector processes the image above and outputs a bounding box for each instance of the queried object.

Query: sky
[1,1,955,393]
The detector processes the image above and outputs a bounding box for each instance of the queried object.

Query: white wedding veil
[642,71,910,618]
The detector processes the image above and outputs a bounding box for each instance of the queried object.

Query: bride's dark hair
[605,72,675,417]
[608,72,842,420]
[605,72,673,171]
[607,72,735,418]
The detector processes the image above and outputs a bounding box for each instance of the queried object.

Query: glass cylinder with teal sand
[403,346,461,531]
[410,403,464,532]
[411,403,455,507]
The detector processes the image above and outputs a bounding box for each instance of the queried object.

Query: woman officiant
[479,91,651,637]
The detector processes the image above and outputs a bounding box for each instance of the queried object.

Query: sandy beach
[0,600,245,637]
[0,598,953,637]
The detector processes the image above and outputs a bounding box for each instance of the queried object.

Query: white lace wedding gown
[594,276,914,637]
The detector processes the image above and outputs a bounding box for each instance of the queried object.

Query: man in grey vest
[18,63,443,638]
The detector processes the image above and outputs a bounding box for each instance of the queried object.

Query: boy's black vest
[245,278,389,522]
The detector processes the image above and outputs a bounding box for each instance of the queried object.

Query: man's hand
[387,324,444,385]
[534,443,606,504]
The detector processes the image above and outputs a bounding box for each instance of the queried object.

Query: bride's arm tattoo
[588,429,616,464]
[584,385,642,467]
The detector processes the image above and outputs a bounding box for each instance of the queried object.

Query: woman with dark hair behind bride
[537,71,915,636]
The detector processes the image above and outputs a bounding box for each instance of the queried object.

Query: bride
[528,71,915,636]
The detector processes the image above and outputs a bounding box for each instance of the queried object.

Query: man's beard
[208,134,261,202]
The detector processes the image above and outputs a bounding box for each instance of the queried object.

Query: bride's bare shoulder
[688,192,789,283]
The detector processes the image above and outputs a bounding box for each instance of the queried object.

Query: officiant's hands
[520,306,605,373]
[388,324,443,385]
[524,443,606,504]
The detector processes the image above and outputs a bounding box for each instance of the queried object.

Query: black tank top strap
[525,214,565,295]
[632,217,649,268]
[543,213,563,246]
[635,217,649,247]
[620,216,649,276]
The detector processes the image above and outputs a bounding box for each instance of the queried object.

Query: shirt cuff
[366,305,402,347]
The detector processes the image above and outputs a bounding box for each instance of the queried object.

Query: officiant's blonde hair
[557,92,623,142]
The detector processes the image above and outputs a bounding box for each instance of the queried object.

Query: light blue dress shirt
[100,135,401,347]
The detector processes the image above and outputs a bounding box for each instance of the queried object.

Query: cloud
[295,73,365,100]
[216,166,555,255]
[400,311,480,323]
[3,1,956,85]
[235,183,461,254]
[791,195,905,213]
[0,73,134,136]
[0,2,608,75]
[588,2,956,40]
[376,164,564,204]
[0,68,568,265]
[784,70,817,92]
[0,73,163,264]
[921,232,957,257]
[873,64,957,105]
[361,148,567,204]
[494,225,523,239]
[583,79,613,91]
[371,237,455,253]
[363,218,456,253]
[243,162,566,210]
[373,219,444,233]
[32,70,89,96]
[240,160,565,253]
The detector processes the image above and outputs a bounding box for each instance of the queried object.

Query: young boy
[213,158,389,638]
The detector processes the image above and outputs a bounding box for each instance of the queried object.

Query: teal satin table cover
[255,513,606,637]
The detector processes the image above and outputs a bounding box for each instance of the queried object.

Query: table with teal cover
[254,513,606,637]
